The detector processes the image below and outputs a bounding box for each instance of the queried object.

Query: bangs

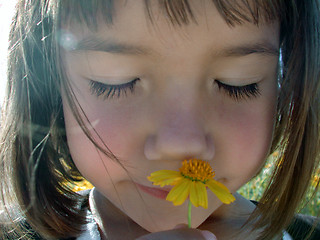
[55,0,284,29]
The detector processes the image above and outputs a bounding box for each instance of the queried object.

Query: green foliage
[238,154,320,217]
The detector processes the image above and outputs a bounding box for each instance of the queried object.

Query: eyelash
[215,80,260,101]
[89,78,140,100]
[88,78,260,101]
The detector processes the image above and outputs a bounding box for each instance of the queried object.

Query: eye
[88,78,140,100]
[215,80,260,101]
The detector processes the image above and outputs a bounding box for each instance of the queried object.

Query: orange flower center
[179,159,215,183]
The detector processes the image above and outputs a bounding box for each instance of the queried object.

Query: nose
[144,108,215,161]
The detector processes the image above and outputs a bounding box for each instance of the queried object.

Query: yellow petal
[166,179,191,206]
[198,183,208,209]
[206,179,236,204]
[148,170,182,187]
[190,181,208,208]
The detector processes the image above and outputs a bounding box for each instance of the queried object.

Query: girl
[0,0,319,239]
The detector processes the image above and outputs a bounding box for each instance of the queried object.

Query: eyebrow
[71,36,279,57]
[71,37,150,55]
[219,42,279,57]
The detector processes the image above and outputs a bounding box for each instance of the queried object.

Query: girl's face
[62,0,279,232]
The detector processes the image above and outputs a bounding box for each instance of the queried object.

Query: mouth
[135,183,171,200]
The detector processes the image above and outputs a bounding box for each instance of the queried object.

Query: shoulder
[287,214,320,240]
[62,189,93,240]
[0,209,44,240]
[250,200,320,240]
[77,189,91,198]
[0,190,92,240]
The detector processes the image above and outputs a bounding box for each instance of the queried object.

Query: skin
[61,0,279,239]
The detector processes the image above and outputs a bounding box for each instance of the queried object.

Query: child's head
[1,0,319,239]
[62,0,280,234]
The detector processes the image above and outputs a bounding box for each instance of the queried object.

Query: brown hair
[0,0,319,239]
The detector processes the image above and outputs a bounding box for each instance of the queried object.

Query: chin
[128,198,222,233]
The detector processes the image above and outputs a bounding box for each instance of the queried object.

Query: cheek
[213,98,276,189]
[86,102,149,159]
[62,96,146,190]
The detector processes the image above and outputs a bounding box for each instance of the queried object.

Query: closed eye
[215,80,261,101]
[88,78,140,100]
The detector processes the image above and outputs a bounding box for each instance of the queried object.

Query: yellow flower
[148,159,235,209]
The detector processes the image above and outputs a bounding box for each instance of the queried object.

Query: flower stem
[188,201,192,228]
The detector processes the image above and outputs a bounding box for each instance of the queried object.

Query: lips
[136,183,171,200]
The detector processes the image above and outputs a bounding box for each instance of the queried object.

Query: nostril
[144,135,161,161]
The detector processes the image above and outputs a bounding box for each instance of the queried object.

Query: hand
[135,224,217,240]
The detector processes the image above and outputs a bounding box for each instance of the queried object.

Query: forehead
[60,0,279,57]
[60,0,281,29]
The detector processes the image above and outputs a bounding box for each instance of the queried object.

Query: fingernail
[173,223,188,229]
[201,230,217,240]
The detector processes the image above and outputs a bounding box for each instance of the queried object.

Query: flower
[147,159,235,209]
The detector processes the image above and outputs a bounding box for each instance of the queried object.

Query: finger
[135,228,217,240]
[173,223,188,229]
[201,230,217,240]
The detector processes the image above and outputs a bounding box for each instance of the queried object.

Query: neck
[89,188,149,240]
[200,193,262,239]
